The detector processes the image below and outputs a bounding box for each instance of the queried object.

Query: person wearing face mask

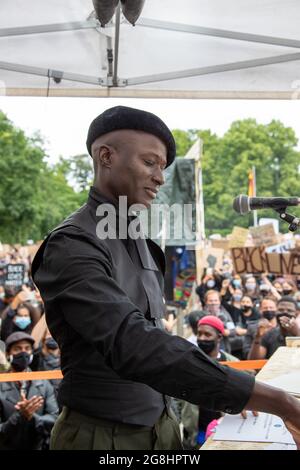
[0,303,34,341]
[244,297,278,359]
[243,276,261,306]
[180,316,239,449]
[0,332,58,450]
[248,297,300,360]
[34,333,61,398]
[195,269,222,305]
[281,280,296,297]
[220,279,260,358]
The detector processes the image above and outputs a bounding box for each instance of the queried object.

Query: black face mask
[241,306,251,313]
[262,311,276,321]
[9,352,33,372]
[283,289,292,296]
[197,339,216,355]
[45,338,59,350]
[260,290,269,297]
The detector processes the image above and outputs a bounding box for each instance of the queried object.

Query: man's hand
[245,381,300,449]
[236,326,247,336]
[240,410,259,419]
[10,286,31,310]
[278,316,300,336]
[285,419,300,449]
[15,391,44,421]
[255,318,273,339]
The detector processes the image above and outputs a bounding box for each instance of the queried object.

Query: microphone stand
[275,207,300,232]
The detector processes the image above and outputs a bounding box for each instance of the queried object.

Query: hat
[198,315,225,335]
[86,105,176,167]
[5,332,35,351]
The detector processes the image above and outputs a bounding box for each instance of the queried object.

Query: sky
[1,96,300,163]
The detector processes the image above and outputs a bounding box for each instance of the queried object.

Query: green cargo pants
[50,407,183,450]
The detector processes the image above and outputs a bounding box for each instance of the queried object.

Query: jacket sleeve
[0,408,31,441]
[33,228,255,414]
[33,381,59,434]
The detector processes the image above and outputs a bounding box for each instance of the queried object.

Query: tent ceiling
[1,0,300,98]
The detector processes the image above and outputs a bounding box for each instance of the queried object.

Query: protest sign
[265,239,295,254]
[228,226,249,248]
[250,223,278,247]
[231,247,300,275]
[211,238,230,251]
[4,263,25,288]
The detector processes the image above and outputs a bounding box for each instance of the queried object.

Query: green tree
[172,129,197,156]
[67,153,93,192]
[199,119,300,234]
[0,112,83,243]
[0,111,47,243]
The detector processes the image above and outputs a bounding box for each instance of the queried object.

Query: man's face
[241,296,253,309]
[277,301,297,318]
[106,130,167,208]
[206,292,220,307]
[8,340,33,357]
[260,299,277,313]
[197,325,218,342]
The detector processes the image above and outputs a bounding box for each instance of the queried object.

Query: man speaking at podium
[31,106,300,450]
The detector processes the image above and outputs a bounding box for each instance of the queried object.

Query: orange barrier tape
[0,360,267,382]
[220,360,267,370]
[0,370,63,382]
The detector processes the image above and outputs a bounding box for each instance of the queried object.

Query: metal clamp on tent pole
[48,69,64,84]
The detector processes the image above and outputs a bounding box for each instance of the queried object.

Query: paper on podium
[264,371,300,397]
[213,412,295,444]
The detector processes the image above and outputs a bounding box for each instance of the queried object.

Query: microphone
[233,194,300,215]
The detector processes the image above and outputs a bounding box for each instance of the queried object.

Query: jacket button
[181,390,187,398]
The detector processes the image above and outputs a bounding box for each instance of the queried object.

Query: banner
[231,247,300,275]
[4,263,25,287]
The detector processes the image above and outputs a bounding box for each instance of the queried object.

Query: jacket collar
[88,186,118,208]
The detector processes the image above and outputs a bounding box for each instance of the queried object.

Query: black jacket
[0,375,58,450]
[31,187,254,426]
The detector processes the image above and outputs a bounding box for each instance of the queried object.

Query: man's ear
[98,145,114,168]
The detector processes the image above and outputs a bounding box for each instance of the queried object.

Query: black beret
[86,105,176,167]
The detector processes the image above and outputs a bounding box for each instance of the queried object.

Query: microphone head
[233,195,250,215]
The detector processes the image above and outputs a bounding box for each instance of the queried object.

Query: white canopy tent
[1,0,300,98]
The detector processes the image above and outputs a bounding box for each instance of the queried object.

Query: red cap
[198,315,225,335]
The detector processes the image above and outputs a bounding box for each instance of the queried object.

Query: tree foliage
[0,112,83,243]
[173,119,300,235]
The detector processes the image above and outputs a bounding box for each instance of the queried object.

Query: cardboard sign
[231,247,300,275]
[228,226,249,248]
[211,239,230,251]
[250,223,278,247]
[27,243,42,258]
[196,247,225,283]
[4,263,25,287]
[265,239,295,254]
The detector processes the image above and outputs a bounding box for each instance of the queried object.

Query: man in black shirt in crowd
[249,296,300,359]
[32,106,300,450]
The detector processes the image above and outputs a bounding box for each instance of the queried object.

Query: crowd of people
[1,243,300,450]
[0,246,61,449]
[178,265,300,448]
